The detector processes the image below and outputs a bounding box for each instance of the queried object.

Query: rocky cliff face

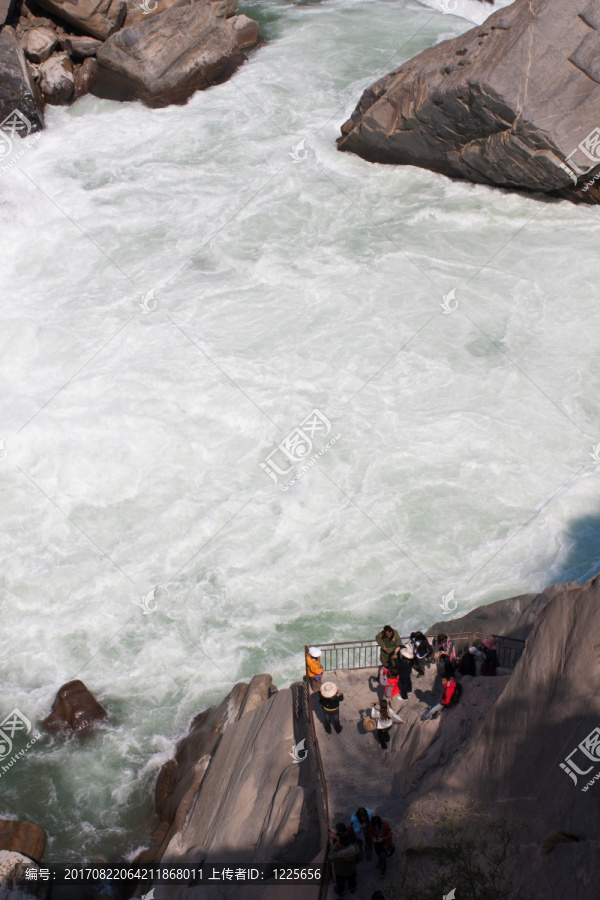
[398,575,600,898]
[141,675,322,900]
[429,581,580,639]
[338,0,600,203]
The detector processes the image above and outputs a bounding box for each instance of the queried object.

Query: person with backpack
[437,633,457,665]
[369,697,405,749]
[481,638,499,676]
[410,631,433,677]
[392,645,415,699]
[420,674,462,720]
[368,815,394,875]
[350,807,373,860]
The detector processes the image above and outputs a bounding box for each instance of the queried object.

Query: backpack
[450,681,462,706]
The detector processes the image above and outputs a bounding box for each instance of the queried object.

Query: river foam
[0,0,599,862]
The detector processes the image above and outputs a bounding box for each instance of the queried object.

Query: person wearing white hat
[306,646,324,692]
[318,681,344,734]
[392,644,415,700]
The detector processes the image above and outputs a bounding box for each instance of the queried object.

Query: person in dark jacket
[319,681,343,734]
[457,645,478,677]
[329,831,360,897]
[351,807,373,860]
[392,645,414,699]
[481,638,499,676]
[410,631,433,677]
[368,815,394,875]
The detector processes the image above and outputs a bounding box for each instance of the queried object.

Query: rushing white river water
[1,0,599,864]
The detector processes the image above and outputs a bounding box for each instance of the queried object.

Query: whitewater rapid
[1,0,599,863]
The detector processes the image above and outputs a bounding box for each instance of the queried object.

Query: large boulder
[0,820,46,863]
[338,0,600,204]
[43,679,108,734]
[21,27,58,63]
[0,26,44,135]
[73,56,96,98]
[63,35,103,57]
[38,53,74,103]
[90,0,259,107]
[33,0,126,40]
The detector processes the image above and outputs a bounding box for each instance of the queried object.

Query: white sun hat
[308,646,321,657]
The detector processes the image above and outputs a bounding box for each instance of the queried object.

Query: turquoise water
[0,0,599,862]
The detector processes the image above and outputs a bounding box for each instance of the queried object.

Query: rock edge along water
[338,0,600,204]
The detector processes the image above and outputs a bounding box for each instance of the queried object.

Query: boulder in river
[90,0,259,107]
[63,35,103,58]
[43,679,108,734]
[0,26,44,133]
[73,56,96,98]
[38,53,74,104]
[21,26,58,63]
[0,819,46,863]
[34,0,126,41]
[338,0,600,204]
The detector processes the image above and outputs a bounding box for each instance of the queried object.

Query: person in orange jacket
[306,646,324,692]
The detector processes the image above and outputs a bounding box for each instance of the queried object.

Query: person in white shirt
[370,697,404,749]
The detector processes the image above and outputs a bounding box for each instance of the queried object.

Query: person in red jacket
[368,815,394,875]
[420,675,459,721]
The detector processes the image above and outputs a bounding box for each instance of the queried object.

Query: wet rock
[338,0,600,204]
[230,13,258,50]
[73,56,95,98]
[38,52,73,103]
[34,0,126,40]
[21,26,58,63]
[91,0,258,107]
[0,26,44,133]
[43,679,108,734]
[0,820,46,863]
[64,35,103,57]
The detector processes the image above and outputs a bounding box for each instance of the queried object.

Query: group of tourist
[306,627,501,744]
[328,806,395,896]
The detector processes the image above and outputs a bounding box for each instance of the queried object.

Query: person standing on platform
[306,645,324,692]
[375,625,402,669]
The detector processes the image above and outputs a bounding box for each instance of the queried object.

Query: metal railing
[307,631,525,674]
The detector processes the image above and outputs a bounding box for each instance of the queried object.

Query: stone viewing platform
[307,634,521,898]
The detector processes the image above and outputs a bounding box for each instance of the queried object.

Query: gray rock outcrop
[33,0,126,40]
[141,676,321,899]
[400,575,600,898]
[0,26,44,132]
[20,26,57,62]
[90,0,258,107]
[338,0,600,203]
[429,581,580,640]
